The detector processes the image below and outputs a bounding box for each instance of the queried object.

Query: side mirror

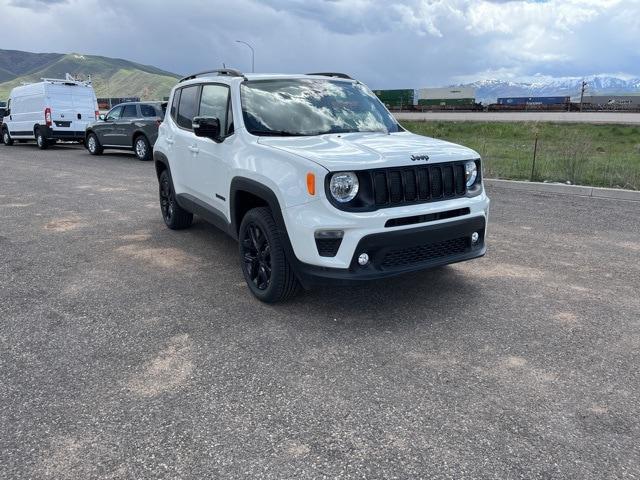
[193,116,222,142]
[99,114,106,121]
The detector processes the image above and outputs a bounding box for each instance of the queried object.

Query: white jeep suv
[154,70,490,302]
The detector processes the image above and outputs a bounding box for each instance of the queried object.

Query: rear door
[139,103,162,144]
[115,104,139,146]
[71,85,98,132]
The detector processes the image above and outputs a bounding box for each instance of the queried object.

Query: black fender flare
[230,176,299,269]
[153,151,171,180]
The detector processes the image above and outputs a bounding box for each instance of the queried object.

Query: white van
[1,78,99,149]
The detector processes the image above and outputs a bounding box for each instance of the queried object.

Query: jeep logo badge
[410,154,429,161]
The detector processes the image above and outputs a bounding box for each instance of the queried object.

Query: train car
[497,96,570,106]
[372,89,416,109]
[582,95,640,110]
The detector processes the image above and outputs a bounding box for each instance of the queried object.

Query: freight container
[373,89,415,109]
[582,95,640,108]
[417,98,475,106]
[497,96,569,106]
[418,87,475,101]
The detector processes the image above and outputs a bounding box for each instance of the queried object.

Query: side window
[199,84,231,135]
[121,104,138,118]
[105,106,122,121]
[140,104,157,117]
[176,85,200,130]
[170,90,181,121]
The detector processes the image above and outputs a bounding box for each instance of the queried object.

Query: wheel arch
[131,130,148,148]
[153,150,170,180]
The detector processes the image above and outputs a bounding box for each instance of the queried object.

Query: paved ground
[394,111,640,124]
[1,143,639,479]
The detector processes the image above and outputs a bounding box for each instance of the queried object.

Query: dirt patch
[116,244,196,270]
[503,355,527,368]
[553,311,579,325]
[120,231,151,242]
[44,218,82,232]
[127,334,194,397]
[283,441,311,458]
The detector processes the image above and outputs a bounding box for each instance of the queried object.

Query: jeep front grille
[371,162,467,208]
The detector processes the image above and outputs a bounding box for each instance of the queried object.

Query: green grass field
[402,121,640,190]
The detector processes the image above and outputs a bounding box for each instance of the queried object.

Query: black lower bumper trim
[41,126,85,140]
[292,216,486,288]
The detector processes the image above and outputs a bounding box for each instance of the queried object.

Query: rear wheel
[134,135,152,161]
[35,128,48,150]
[86,133,103,155]
[239,207,300,303]
[159,170,192,229]
[2,128,13,146]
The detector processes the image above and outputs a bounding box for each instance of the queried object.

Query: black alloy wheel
[241,222,272,291]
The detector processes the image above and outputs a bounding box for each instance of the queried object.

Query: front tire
[239,207,300,303]
[35,128,49,150]
[86,133,103,155]
[159,170,193,229]
[2,128,13,146]
[134,135,152,161]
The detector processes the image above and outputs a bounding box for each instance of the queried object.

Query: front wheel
[159,170,193,229]
[134,135,152,161]
[239,207,300,303]
[35,128,49,150]
[2,128,13,146]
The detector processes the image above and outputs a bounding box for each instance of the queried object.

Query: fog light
[358,253,369,266]
[471,232,480,244]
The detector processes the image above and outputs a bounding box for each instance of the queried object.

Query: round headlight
[329,172,359,203]
[464,160,478,187]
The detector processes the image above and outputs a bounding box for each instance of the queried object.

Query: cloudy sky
[1,0,639,87]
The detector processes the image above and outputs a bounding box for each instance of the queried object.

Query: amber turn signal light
[306,173,316,195]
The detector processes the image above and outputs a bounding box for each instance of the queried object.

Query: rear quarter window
[176,86,200,130]
[140,104,158,117]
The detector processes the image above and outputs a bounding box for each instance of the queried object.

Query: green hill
[0,49,180,101]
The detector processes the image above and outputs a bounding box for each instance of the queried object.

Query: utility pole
[579,80,587,112]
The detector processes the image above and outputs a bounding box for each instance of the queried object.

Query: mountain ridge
[0,49,180,100]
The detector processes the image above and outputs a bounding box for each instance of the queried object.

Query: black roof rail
[179,69,246,83]
[306,72,353,79]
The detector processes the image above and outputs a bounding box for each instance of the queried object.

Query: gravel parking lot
[1,144,639,479]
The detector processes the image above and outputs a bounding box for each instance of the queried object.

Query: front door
[99,106,122,145]
[192,83,233,217]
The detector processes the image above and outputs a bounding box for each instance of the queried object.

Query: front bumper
[291,215,486,288]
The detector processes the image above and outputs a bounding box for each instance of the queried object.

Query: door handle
[188,145,199,154]
[165,138,174,145]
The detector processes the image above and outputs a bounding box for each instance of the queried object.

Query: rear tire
[86,133,103,155]
[35,128,48,150]
[159,170,193,229]
[239,207,300,303]
[134,135,152,161]
[2,128,13,146]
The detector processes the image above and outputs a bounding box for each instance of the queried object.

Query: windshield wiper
[249,129,309,137]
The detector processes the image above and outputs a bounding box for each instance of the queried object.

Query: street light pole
[236,40,255,73]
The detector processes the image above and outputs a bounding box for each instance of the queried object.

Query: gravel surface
[1,143,639,479]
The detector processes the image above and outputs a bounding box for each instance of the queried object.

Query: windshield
[240,79,401,136]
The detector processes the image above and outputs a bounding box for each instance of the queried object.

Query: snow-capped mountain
[454,76,640,104]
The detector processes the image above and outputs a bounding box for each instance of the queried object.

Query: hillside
[0,49,180,100]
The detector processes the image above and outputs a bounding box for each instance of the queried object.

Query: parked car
[85,102,166,161]
[153,70,489,303]
[1,78,98,149]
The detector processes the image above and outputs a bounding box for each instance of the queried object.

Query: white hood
[257,131,479,171]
